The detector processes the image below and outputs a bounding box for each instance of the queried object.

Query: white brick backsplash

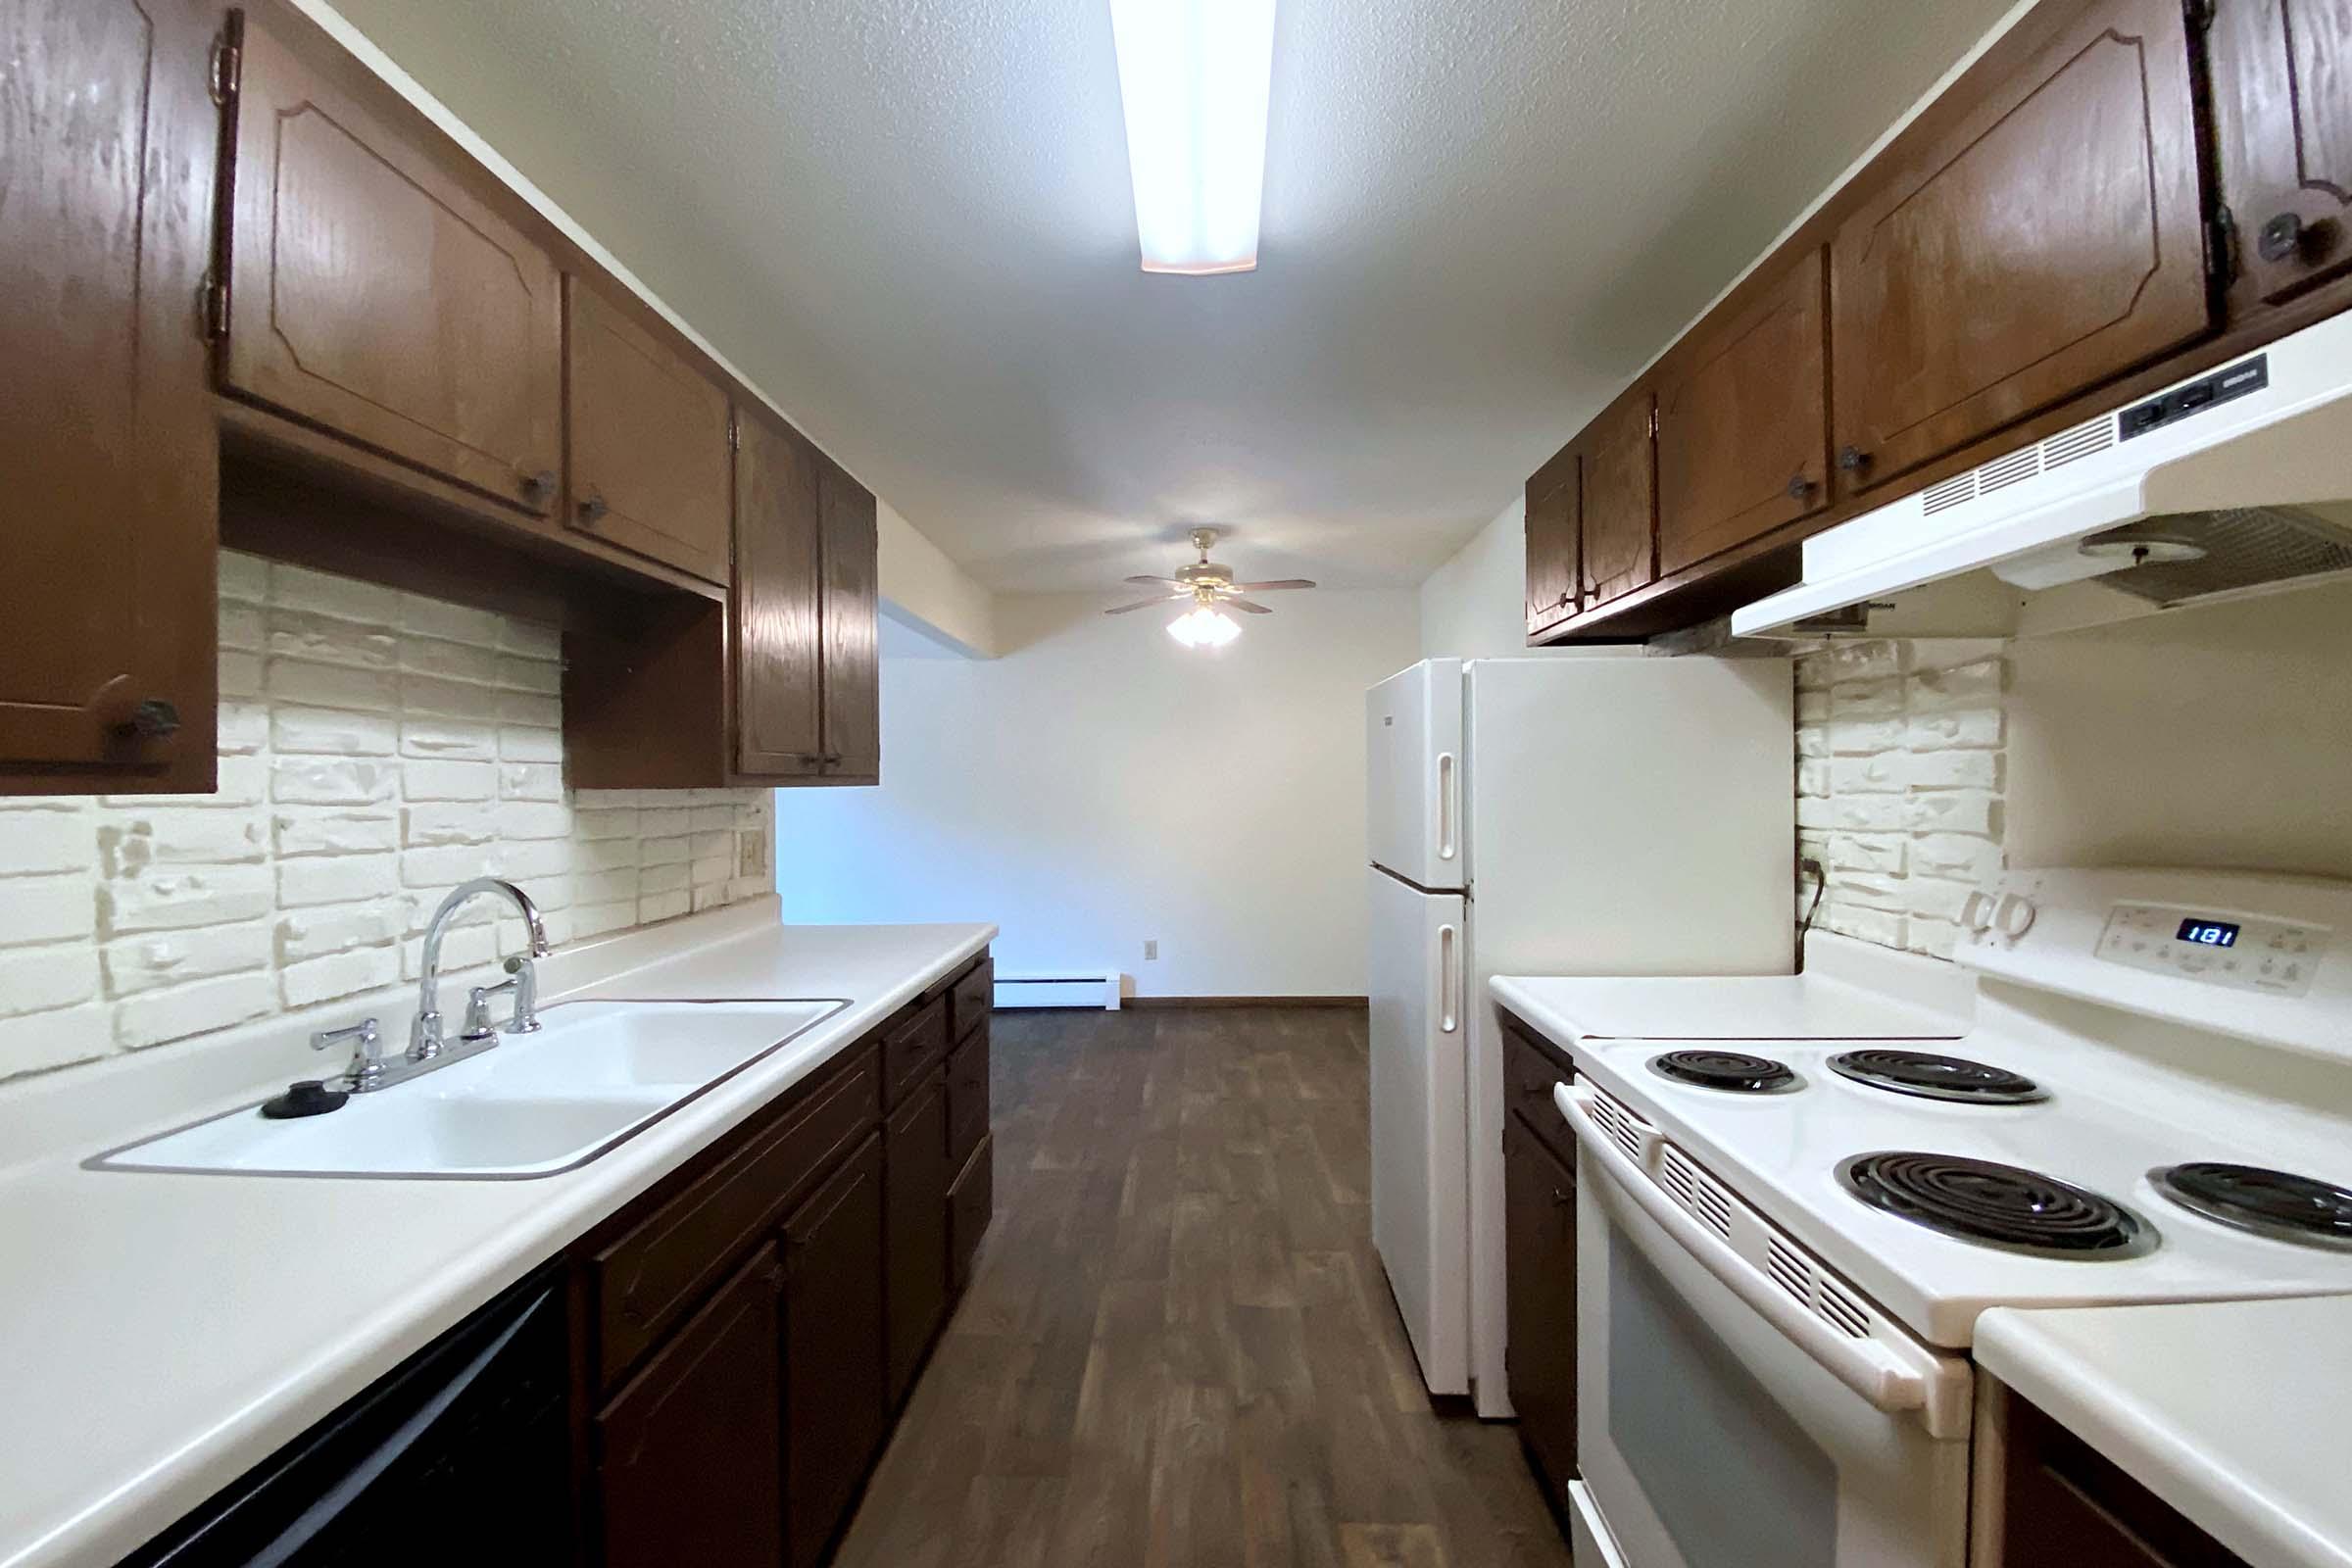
[271,707,398,757]
[1797,641,2008,966]
[113,971,273,1050]
[102,921,270,998]
[0,812,97,876]
[0,947,101,1017]
[0,552,775,1085]
[273,810,398,858]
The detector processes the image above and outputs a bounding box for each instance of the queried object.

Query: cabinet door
[565,277,732,583]
[1,0,220,789]
[732,412,825,778]
[817,461,881,783]
[1524,450,1579,636]
[783,1131,886,1568]
[1829,0,2207,493]
[1580,392,1656,608]
[221,18,563,514]
[1502,1119,1578,1502]
[885,1072,952,1408]
[2210,0,2352,311]
[598,1243,785,1568]
[1656,250,1829,576]
[1992,1388,2250,1566]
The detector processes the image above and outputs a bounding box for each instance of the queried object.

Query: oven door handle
[1557,1082,1969,1439]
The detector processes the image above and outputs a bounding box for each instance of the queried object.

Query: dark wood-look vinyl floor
[833,1006,1574,1568]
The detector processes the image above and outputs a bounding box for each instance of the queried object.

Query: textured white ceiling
[328,0,2013,590]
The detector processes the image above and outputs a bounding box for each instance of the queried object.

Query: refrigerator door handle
[1439,923,1460,1034]
[1435,753,1457,862]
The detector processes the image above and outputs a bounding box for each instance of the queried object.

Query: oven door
[1557,1082,1974,1568]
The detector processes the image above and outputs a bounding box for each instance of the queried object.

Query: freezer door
[1366,659,1463,890]
[1367,866,1470,1394]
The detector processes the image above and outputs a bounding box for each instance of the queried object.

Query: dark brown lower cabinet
[1989,1384,2249,1566]
[1502,1116,1578,1506]
[884,1071,952,1409]
[597,1242,785,1568]
[950,1135,995,1295]
[784,1132,889,1568]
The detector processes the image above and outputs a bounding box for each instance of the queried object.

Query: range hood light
[1107,0,1278,275]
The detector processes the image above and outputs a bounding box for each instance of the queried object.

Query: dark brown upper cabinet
[1828,0,2208,495]
[2209,0,2352,314]
[1656,249,1829,577]
[1524,448,1580,639]
[734,411,827,779]
[1580,389,1658,609]
[220,14,564,516]
[0,0,221,793]
[817,458,882,785]
[564,277,733,585]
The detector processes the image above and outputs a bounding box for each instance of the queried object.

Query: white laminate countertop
[1977,1297,2352,1568]
[0,904,994,1568]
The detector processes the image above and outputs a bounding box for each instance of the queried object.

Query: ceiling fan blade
[1103,594,1184,615]
[1233,579,1317,592]
[1123,574,1184,587]
[1224,597,1274,614]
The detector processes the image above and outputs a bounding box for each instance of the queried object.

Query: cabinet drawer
[882,994,950,1107]
[1504,1020,1576,1167]
[593,1050,877,1387]
[950,1134,995,1297]
[950,955,994,1045]
[948,1023,990,1170]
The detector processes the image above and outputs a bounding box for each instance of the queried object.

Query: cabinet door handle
[1787,473,1817,501]
[2257,212,2306,266]
[576,492,610,525]
[518,468,557,506]
[1836,446,1872,473]
[121,699,180,740]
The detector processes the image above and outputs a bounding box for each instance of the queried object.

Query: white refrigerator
[1366,655,1793,1417]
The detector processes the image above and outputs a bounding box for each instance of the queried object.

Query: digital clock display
[2177,919,2241,948]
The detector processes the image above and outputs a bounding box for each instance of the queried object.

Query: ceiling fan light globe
[1167,606,1241,648]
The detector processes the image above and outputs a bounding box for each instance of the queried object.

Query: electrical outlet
[738,831,769,878]
[1144,939,1158,961]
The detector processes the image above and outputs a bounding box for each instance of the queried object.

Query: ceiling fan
[1104,527,1317,646]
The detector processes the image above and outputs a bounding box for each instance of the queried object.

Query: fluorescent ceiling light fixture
[1107,0,1278,275]
[1168,605,1242,647]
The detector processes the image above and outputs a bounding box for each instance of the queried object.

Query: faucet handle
[461,983,506,1044]
[311,1017,385,1092]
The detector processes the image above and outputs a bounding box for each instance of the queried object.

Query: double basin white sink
[93,1000,846,1179]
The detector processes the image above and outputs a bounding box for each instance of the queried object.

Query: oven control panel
[2095,903,2323,996]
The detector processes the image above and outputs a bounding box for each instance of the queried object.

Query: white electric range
[1494,867,2352,1568]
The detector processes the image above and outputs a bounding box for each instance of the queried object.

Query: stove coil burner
[1828,1050,2048,1105]
[1839,1152,2155,1258]
[2150,1162,2352,1251]
[1646,1050,1799,1095]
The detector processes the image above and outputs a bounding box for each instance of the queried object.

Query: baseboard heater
[993,971,1121,1011]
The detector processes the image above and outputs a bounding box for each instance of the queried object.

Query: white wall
[0,553,774,1084]
[774,592,1420,997]
[1418,498,1531,660]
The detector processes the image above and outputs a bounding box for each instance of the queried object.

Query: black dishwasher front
[120,1267,572,1567]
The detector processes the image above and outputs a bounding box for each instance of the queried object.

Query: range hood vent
[1733,309,2352,640]
[2078,508,2352,607]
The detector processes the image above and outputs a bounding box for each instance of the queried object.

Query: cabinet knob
[518,468,558,506]
[576,492,610,525]
[2257,212,2306,265]
[121,699,180,740]
[1787,473,1818,501]
[1836,446,1872,473]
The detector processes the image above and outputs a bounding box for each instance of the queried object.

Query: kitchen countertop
[0,903,993,1568]
[1977,1297,2352,1568]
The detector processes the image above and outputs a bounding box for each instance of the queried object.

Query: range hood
[1733,309,2352,640]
